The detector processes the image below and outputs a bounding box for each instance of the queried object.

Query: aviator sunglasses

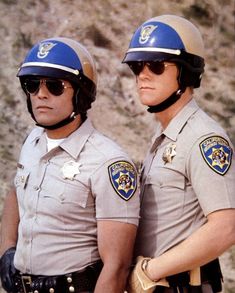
[128,61,176,76]
[24,78,73,96]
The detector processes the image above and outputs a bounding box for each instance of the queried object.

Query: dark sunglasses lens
[128,62,144,75]
[24,79,40,94]
[128,61,165,75]
[46,80,64,96]
[24,79,65,96]
[148,62,165,75]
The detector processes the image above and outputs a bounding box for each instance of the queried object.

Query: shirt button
[33,186,40,191]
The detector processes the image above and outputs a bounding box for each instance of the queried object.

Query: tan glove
[127,256,169,293]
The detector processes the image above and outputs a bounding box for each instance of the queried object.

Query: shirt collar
[163,99,199,141]
[60,118,95,159]
[30,118,95,159]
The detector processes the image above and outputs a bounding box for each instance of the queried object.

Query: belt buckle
[21,275,32,293]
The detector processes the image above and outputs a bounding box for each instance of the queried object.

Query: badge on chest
[162,143,177,164]
[61,160,82,180]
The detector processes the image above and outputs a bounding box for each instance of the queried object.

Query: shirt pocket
[41,176,90,209]
[144,167,185,219]
[63,179,90,208]
[39,179,92,230]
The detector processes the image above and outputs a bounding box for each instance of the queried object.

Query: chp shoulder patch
[108,161,137,201]
[199,136,233,175]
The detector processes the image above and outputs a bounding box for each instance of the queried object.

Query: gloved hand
[127,256,169,293]
[0,247,16,292]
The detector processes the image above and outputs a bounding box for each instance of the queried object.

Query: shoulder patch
[199,136,233,175]
[108,161,137,201]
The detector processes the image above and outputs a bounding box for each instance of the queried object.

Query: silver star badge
[61,160,81,180]
[162,143,176,164]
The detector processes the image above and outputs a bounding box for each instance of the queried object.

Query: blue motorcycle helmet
[17,37,97,129]
[122,15,205,112]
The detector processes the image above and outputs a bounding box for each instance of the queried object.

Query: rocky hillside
[0,0,234,292]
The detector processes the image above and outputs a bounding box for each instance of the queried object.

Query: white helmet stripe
[127,47,181,55]
[21,62,80,76]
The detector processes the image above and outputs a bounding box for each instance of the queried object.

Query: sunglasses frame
[128,61,176,76]
[23,78,73,96]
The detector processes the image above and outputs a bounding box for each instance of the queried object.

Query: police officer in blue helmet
[123,14,205,114]
[123,15,235,293]
[0,37,140,293]
[18,37,97,129]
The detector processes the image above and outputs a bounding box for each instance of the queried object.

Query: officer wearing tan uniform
[0,37,139,293]
[122,15,235,293]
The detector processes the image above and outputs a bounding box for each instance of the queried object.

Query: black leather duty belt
[13,260,103,293]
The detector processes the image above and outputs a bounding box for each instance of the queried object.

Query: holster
[166,258,223,293]
[200,258,223,292]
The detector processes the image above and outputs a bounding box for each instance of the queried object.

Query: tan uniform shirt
[135,99,235,258]
[14,118,139,275]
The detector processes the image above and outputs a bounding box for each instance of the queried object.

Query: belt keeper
[190,267,201,286]
[21,275,32,293]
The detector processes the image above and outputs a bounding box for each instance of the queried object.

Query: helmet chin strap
[147,65,187,113]
[147,85,186,113]
[35,112,77,130]
[26,89,80,130]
